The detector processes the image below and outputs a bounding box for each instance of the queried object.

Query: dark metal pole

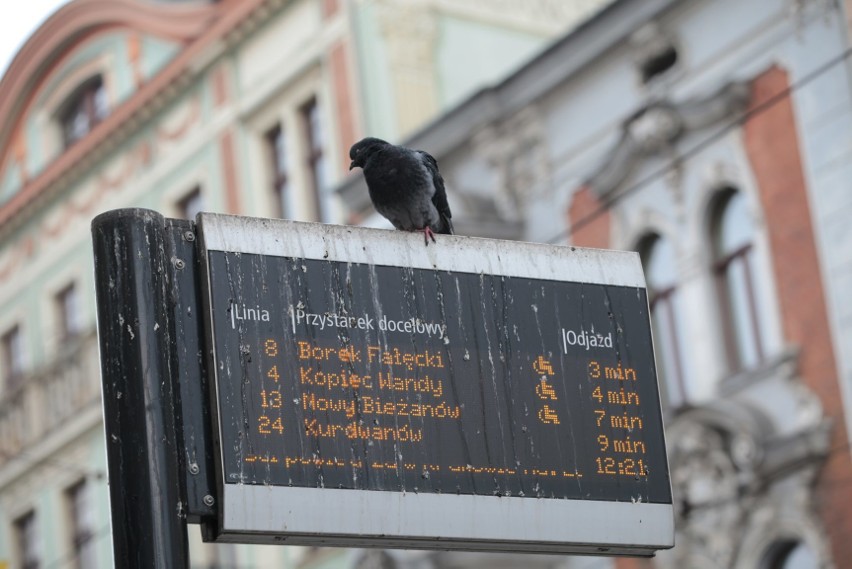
[92,209,189,568]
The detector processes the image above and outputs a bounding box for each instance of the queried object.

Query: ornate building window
[2,323,24,391]
[58,75,108,148]
[176,186,204,221]
[265,124,290,218]
[639,233,687,408]
[56,283,82,340]
[15,510,40,569]
[301,98,328,222]
[66,480,97,569]
[711,189,765,371]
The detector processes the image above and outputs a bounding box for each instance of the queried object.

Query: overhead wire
[538,4,821,196]
[542,45,852,245]
[14,17,852,569]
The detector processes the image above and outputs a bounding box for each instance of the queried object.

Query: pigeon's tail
[437,213,454,235]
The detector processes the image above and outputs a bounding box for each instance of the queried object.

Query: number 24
[258,415,284,434]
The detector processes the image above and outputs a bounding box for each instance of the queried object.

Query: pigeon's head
[349,137,389,170]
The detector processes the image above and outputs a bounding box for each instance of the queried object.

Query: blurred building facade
[0,0,610,567]
[340,0,852,567]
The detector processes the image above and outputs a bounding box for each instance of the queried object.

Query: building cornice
[336,0,686,216]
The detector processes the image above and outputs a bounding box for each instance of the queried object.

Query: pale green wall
[0,161,20,203]
[0,9,276,569]
[0,425,108,567]
[352,7,556,141]
[0,4,560,567]
[24,115,43,177]
[352,2,399,141]
[436,15,549,110]
[87,424,113,569]
[0,519,6,564]
[0,211,95,367]
[142,36,181,82]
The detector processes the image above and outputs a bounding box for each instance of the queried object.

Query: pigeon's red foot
[419,226,437,245]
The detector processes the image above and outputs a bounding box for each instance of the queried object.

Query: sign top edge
[197,213,646,288]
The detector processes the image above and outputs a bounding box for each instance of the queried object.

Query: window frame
[56,282,82,341]
[639,233,687,409]
[265,123,290,218]
[710,189,766,372]
[15,509,40,569]
[300,97,327,222]
[66,480,97,569]
[58,74,109,149]
[2,323,25,391]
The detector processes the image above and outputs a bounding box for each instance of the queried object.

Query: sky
[0,0,70,78]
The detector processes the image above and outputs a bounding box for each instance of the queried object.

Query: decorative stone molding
[38,54,113,163]
[376,1,437,70]
[789,0,838,30]
[375,0,439,135]
[665,421,744,567]
[627,104,682,153]
[473,106,548,224]
[585,81,751,198]
[629,21,679,83]
[658,380,832,569]
[735,485,835,568]
[0,0,221,164]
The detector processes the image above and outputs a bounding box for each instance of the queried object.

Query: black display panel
[206,251,671,505]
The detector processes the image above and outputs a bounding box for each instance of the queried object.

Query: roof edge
[0,0,275,238]
[335,0,685,211]
[0,0,222,170]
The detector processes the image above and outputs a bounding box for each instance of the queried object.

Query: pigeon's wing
[419,151,453,235]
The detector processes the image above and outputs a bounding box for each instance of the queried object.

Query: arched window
[301,97,328,222]
[639,233,687,408]
[58,75,108,148]
[711,190,765,371]
[265,123,290,218]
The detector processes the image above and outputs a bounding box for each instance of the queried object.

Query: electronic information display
[199,213,674,555]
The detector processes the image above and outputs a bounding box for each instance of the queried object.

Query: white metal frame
[198,213,674,555]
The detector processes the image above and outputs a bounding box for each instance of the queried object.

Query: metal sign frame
[197,213,674,556]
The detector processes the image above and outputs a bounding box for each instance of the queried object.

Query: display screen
[206,251,671,504]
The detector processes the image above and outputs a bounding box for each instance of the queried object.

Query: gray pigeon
[349,137,453,245]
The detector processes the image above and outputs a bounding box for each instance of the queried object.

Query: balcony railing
[0,329,101,466]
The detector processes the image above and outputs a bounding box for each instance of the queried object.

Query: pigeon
[349,137,453,245]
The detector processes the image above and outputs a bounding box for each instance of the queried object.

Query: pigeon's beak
[349,160,356,171]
